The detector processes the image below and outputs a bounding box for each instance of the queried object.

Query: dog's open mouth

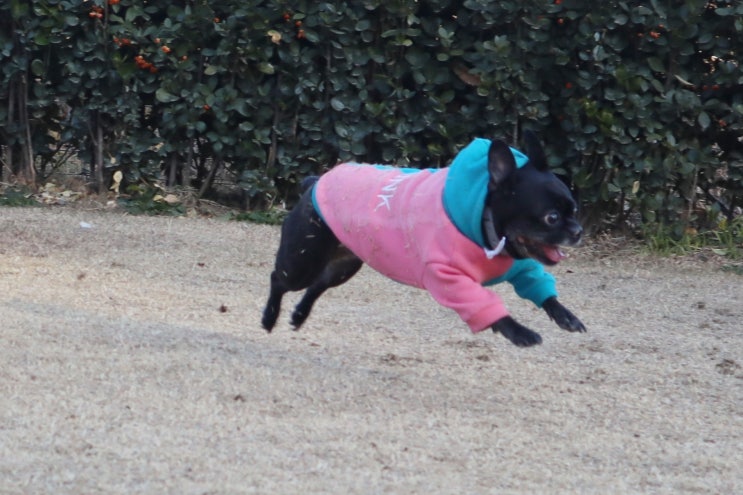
[516,236,566,265]
[542,244,567,264]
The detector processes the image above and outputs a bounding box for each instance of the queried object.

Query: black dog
[262,131,585,346]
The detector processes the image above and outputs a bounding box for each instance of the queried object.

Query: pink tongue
[544,246,565,263]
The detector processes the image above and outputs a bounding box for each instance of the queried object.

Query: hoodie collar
[442,138,529,248]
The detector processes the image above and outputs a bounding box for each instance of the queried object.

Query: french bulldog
[261,131,585,346]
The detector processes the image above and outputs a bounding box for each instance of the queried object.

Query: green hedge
[1,0,741,234]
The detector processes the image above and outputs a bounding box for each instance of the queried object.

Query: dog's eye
[544,211,561,226]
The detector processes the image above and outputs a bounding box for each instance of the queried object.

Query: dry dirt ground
[1,206,741,494]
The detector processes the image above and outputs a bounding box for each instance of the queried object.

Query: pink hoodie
[313,163,516,332]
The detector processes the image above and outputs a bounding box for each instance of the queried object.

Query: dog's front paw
[492,317,543,347]
[542,297,586,333]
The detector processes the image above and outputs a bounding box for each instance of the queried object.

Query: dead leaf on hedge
[153,193,180,205]
[110,170,123,194]
[267,30,282,44]
[452,62,481,87]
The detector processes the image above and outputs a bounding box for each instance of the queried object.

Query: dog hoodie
[312,138,557,332]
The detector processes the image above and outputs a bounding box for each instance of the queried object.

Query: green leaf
[155,88,179,103]
[697,111,710,130]
[330,97,345,111]
[647,57,665,73]
[604,88,624,101]
[30,59,44,76]
[34,32,50,46]
[714,7,735,16]
[334,123,349,138]
[258,62,275,74]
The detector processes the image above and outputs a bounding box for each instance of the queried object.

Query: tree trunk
[198,158,221,199]
[167,153,178,187]
[3,81,15,182]
[183,141,193,189]
[95,121,104,194]
[5,73,37,186]
[18,73,36,186]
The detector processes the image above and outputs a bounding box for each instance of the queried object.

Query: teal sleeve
[484,259,557,308]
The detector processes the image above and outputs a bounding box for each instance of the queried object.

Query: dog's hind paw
[492,317,543,347]
[289,309,308,330]
[261,307,278,332]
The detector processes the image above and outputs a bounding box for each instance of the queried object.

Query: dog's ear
[487,139,517,188]
[523,130,548,172]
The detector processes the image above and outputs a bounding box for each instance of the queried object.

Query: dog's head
[483,131,583,266]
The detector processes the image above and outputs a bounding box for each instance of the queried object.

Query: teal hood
[442,138,529,247]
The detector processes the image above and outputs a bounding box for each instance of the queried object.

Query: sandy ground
[0,206,741,494]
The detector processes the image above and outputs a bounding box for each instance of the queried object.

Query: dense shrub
[1,0,741,235]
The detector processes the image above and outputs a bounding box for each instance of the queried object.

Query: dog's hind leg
[261,270,289,331]
[262,179,352,331]
[290,247,363,329]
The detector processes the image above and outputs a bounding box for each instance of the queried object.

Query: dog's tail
[300,176,319,193]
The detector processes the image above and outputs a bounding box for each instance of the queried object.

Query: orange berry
[557,18,564,25]
[181,55,188,61]
[203,104,211,111]
[565,82,573,89]
[154,38,161,44]
[295,20,302,27]
[149,66,158,73]
[161,46,171,54]
[297,29,306,39]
